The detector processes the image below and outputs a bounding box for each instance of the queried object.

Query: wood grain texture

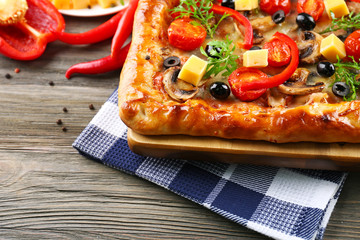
[0,15,359,240]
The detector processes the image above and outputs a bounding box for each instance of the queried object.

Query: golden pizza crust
[119,0,360,143]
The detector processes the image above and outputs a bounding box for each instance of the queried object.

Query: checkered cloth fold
[73,89,347,240]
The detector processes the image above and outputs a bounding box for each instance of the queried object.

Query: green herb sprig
[200,37,239,78]
[334,56,360,101]
[170,0,229,38]
[320,12,360,34]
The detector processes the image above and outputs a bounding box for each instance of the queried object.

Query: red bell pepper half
[0,0,65,61]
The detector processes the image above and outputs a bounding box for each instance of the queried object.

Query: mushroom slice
[163,67,199,102]
[297,31,323,65]
[251,16,276,33]
[278,68,325,95]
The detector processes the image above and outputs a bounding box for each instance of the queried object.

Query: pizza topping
[344,30,360,61]
[205,44,222,59]
[297,0,325,22]
[333,56,360,100]
[332,81,351,97]
[164,56,181,69]
[297,31,323,64]
[163,67,199,102]
[317,61,335,77]
[228,67,268,101]
[170,0,229,39]
[324,0,349,19]
[320,12,360,34]
[259,0,291,15]
[209,81,231,99]
[272,10,286,24]
[221,0,235,9]
[320,33,346,62]
[263,38,291,67]
[210,4,253,49]
[201,37,239,78]
[277,68,325,95]
[238,32,299,92]
[251,16,277,33]
[243,49,269,67]
[178,55,208,86]
[168,18,207,51]
[296,13,316,31]
[234,0,258,11]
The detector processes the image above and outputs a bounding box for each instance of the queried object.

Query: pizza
[118,0,360,143]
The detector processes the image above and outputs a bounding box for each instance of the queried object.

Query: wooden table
[1,15,359,239]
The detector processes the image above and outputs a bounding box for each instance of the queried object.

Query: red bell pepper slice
[0,0,65,60]
[210,5,253,50]
[238,32,299,93]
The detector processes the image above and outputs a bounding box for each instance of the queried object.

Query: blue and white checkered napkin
[73,89,347,240]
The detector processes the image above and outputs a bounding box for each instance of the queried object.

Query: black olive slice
[272,10,285,24]
[332,82,350,98]
[164,56,181,69]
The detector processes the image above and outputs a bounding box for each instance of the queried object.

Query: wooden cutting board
[127,129,360,170]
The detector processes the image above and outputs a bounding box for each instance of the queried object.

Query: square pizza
[119,0,360,143]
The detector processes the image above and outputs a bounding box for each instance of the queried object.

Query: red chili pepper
[56,8,127,45]
[210,5,253,50]
[0,0,65,60]
[65,42,131,78]
[239,32,299,92]
[111,0,139,58]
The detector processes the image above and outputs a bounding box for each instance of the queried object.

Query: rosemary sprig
[334,56,360,101]
[170,0,229,38]
[320,12,360,34]
[200,37,239,78]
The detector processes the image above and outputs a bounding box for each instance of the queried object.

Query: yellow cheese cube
[51,0,72,9]
[324,0,349,19]
[97,0,117,8]
[235,0,258,11]
[178,55,208,86]
[320,34,346,62]
[72,0,91,9]
[243,49,268,68]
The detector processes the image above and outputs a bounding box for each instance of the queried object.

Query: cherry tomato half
[228,67,268,102]
[297,0,325,21]
[168,18,206,51]
[263,38,291,67]
[259,0,291,15]
[345,30,360,62]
